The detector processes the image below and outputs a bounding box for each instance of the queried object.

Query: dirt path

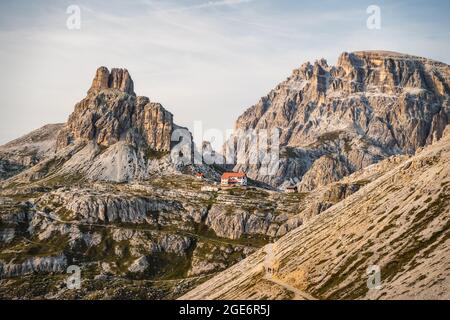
[262,244,318,300]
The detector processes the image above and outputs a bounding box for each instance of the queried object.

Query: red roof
[221,172,246,179]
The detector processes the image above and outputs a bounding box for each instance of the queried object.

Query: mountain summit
[229,51,449,189]
[56,66,175,153]
[88,67,135,96]
[3,67,193,184]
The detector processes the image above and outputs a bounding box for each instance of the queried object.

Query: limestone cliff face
[0,254,67,278]
[230,51,450,189]
[88,67,135,96]
[297,154,351,192]
[57,67,173,152]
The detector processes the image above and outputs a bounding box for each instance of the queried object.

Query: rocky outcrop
[55,67,181,155]
[205,203,275,240]
[114,230,193,256]
[306,182,362,217]
[298,155,351,191]
[0,123,64,180]
[88,67,135,96]
[56,85,174,152]
[36,189,182,224]
[228,51,450,190]
[128,256,148,273]
[0,254,67,278]
[158,234,193,254]
[205,205,249,239]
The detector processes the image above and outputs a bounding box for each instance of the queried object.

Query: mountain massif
[0,51,449,300]
[230,51,449,190]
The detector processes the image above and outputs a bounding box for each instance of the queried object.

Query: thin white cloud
[138,0,255,14]
[153,0,256,12]
[194,0,255,9]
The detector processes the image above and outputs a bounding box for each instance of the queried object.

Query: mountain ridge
[181,125,450,300]
[227,50,449,190]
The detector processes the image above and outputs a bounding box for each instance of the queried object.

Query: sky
[0,0,449,145]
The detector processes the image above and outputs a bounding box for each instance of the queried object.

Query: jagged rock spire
[88,66,135,96]
[56,67,177,153]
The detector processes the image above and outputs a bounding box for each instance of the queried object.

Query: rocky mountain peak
[336,50,449,94]
[229,51,450,189]
[1,66,198,184]
[46,67,192,182]
[88,66,135,96]
[56,67,175,153]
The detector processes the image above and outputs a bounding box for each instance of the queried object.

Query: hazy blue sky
[0,0,449,145]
